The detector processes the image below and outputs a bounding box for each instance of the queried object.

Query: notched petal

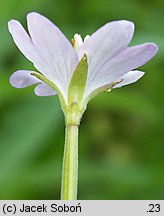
[26,12,78,98]
[8,20,35,62]
[84,42,158,98]
[8,12,78,101]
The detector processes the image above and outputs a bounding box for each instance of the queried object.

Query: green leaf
[68,54,88,106]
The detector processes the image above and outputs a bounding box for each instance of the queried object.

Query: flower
[8,12,158,107]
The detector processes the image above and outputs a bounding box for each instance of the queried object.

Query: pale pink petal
[8,20,36,62]
[84,42,158,97]
[113,70,144,88]
[78,20,134,84]
[10,70,40,88]
[8,12,78,100]
[26,12,78,98]
[34,83,57,96]
[10,70,57,97]
[8,20,50,81]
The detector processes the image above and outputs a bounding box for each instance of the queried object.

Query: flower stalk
[60,101,85,200]
[61,121,79,200]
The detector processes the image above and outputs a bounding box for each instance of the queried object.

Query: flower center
[71,33,90,53]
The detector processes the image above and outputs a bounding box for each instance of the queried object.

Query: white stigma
[72,33,90,52]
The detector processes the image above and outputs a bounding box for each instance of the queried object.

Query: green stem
[60,123,79,200]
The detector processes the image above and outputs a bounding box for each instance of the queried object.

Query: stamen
[71,38,75,47]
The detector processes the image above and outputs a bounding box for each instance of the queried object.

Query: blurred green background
[0,0,163,200]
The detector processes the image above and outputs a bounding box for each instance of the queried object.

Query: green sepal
[68,54,88,106]
[83,79,123,106]
[31,72,67,109]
